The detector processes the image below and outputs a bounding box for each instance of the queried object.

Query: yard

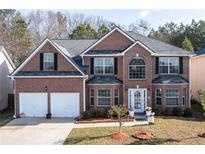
[64,117,205,145]
[0,108,13,126]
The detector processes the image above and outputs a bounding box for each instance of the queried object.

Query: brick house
[9,27,193,118]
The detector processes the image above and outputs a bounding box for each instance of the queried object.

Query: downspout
[189,57,191,108]
[83,75,88,112]
[12,77,16,118]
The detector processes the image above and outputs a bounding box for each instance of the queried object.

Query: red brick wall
[152,84,190,109]
[15,78,84,117]
[83,56,123,81]
[21,42,78,72]
[91,30,133,51]
[152,56,190,81]
[123,44,153,107]
[86,85,123,111]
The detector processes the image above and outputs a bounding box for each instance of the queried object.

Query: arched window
[129,58,145,79]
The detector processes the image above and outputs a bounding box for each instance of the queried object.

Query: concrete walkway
[74,120,149,128]
[0,117,75,145]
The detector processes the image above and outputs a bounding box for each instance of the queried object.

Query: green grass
[0,108,13,126]
[64,117,205,145]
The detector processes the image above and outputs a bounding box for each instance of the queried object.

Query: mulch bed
[76,117,134,124]
[198,132,205,138]
[132,131,154,140]
[111,132,128,140]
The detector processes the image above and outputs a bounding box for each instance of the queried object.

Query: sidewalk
[74,120,149,128]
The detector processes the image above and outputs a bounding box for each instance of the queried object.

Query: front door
[129,89,147,113]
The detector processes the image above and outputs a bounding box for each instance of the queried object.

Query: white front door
[129,89,147,113]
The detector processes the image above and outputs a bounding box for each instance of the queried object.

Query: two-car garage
[19,92,80,117]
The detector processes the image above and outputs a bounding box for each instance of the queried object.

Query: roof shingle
[152,75,189,84]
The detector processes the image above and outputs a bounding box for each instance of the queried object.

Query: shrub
[81,111,93,119]
[81,109,110,119]
[183,108,193,117]
[173,107,184,116]
[109,105,128,132]
[152,107,162,116]
[164,108,173,116]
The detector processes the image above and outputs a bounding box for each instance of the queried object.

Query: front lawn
[64,117,205,145]
[0,108,13,126]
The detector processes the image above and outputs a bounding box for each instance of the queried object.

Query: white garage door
[51,93,80,117]
[19,93,48,117]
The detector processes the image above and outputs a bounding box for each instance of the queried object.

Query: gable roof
[0,46,15,69]
[9,38,86,77]
[52,28,193,56]
[80,27,135,56]
[52,39,97,56]
[126,31,192,55]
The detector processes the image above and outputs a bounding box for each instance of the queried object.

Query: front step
[134,113,147,120]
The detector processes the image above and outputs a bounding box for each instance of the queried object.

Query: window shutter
[155,57,159,74]
[179,57,183,74]
[54,53,58,70]
[90,58,94,74]
[114,58,118,75]
[40,53,44,70]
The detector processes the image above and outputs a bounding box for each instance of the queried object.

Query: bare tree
[56,11,67,39]
[27,10,44,42]
[128,19,151,35]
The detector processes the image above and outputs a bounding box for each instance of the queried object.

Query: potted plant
[46,113,52,119]
[145,107,152,116]
[129,107,134,117]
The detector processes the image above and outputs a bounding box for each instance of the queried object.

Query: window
[165,89,179,106]
[43,53,54,70]
[94,58,114,74]
[129,58,145,79]
[114,89,119,105]
[159,57,179,74]
[182,88,186,106]
[155,89,162,106]
[90,89,94,106]
[97,89,111,106]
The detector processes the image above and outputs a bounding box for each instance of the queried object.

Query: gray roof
[195,47,205,56]
[52,30,192,56]
[87,76,123,85]
[15,71,83,76]
[52,39,97,56]
[126,31,192,55]
[86,50,123,55]
[152,75,189,84]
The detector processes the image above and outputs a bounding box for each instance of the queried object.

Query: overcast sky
[19,9,205,29]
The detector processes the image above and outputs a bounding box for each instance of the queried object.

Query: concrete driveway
[0,117,75,145]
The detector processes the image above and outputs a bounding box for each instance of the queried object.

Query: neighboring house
[191,48,205,101]
[9,27,193,118]
[0,46,15,111]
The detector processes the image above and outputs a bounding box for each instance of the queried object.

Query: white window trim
[97,89,112,107]
[182,88,186,106]
[43,53,55,71]
[90,89,94,106]
[114,88,120,105]
[165,89,180,107]
[94,58,114,75]
[159,57,179,74]
[128,58,146,80]
[155,88,162,106]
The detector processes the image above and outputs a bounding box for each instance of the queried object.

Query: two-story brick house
[9,27,193,118]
